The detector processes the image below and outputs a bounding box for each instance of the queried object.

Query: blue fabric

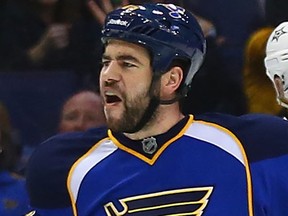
[0,171,29,216]
[26,207,73,216]
[68,114,288,215]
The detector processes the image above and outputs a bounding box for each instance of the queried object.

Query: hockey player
[66,3,288,216]
[265,21,288,109]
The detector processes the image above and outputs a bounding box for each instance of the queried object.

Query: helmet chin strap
[159,83,189,105]
[124,96,160,134]
[159,95,181,105]
[123,74,161,134]
[124,73,186,133]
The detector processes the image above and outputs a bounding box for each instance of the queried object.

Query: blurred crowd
[0,0,288,214]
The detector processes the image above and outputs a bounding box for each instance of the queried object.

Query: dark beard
[107,73,161,133]
[107,93,159,133]
[108,79,161,133]
[123,96,160,133]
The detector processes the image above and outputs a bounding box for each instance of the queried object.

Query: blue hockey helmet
[101,3,206,97]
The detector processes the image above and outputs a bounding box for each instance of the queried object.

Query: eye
[101,60,111,68]
[84,114,97,122]
[122,61,136,68]
[63,113,78,121]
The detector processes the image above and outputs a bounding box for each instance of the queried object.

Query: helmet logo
[272,26,287,42]
[121,5,143,14]
[160,4,185,19]
[107,19,128,27]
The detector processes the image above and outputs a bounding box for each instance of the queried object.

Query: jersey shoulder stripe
[67,137,117,210]
[186,118,253,215]
[186,119,246,165]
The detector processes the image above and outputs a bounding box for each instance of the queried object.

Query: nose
[72,117,86,131]
[100,60,121,85]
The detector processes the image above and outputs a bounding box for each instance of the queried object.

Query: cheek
[99,75,104,88]
[85,116,99,125]
[59,122,74,132]
[62,119,76,125]
[127,75,151,93]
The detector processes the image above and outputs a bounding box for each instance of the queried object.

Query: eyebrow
[102,54,143,65]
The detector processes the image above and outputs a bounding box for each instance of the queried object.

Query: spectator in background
[0,102,29,216]
[25,90,106,216]
[58,90,106,133]
[0,0,102,88]
[242,27,287,116]
[18,90,106,175]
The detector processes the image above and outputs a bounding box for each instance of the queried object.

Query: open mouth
[105,93,122,104]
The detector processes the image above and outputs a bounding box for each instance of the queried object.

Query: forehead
[103,39,150,60]
[63,93,102,110]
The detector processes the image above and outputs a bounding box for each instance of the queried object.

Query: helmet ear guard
[182,48,205,96]
[101,3,206,98]
[265,21,288,108]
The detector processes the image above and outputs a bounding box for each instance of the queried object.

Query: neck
[124,103,184,140]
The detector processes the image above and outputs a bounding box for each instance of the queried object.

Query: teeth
[105,92,117,96]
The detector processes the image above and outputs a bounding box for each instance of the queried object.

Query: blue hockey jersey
[67,113,288,216]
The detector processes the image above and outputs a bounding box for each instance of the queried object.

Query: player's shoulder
[45,126,107,145]
[27,126,108,169]
[194,113,288,162]
[37,126,107,151]
[195,112,288,130]
[25,126,108,210]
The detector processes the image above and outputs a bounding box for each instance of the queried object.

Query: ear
[161,66,183,97]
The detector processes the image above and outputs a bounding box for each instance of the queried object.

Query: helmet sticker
[272,26,287,42]
[160,4,185,19]
[121,5,144,13]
